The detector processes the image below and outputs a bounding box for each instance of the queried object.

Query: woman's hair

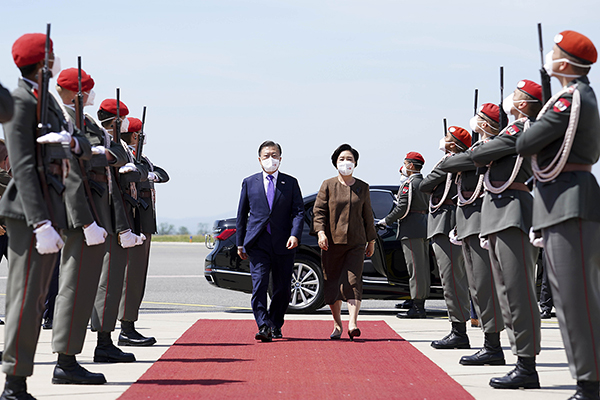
[331,143,359,167]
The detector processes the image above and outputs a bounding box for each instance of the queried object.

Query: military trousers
[91,234,129,333]
[52,228,106,355]
[118,234,152,322]
[2,218,58,376]
[543,218,600,381]
[431,234,469,323]
[462,235,503,334]
[401,237,430,300]
[488,228,540,357]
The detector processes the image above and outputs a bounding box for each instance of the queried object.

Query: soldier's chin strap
[532,84,581,182]
[429,154,453,213]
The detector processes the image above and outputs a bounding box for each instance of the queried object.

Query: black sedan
[204,185,443,313]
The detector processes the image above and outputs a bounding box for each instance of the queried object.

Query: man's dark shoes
[540,309,552,319]
[94,332,136,363]
[397,299,426,319]
[42,318,52,330]
[0,375,35,400]
[255,325,272,342]
[431,322,470,349]
[395,299,413,309]
[118,320,156,346]
[52,354,106,385]
[568,380,600,400]
[460,332,505,366]
[272,327,282,339]
[489,357,540,389]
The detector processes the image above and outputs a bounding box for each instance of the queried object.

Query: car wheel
[288,255,324,313]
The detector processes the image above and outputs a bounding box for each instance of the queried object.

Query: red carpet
[118,319,474,400]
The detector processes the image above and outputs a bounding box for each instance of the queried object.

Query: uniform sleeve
[516,93,573,156]
[72,130,92,161]
[419,167,447,194]
[152,165,169,183]
[0,83,14,123]
[384,181,410,225]
[471,132,518,167]
[362,185,377,242]
[135,160,149,182]
[438,151,476,173]
[312,180,329,234]
[107,140,128,167]
[235,179,249,247]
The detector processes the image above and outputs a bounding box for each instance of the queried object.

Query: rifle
[74,56,101,223]
[35,23,55,224]
[443,118,447,137]
[136,106,146,163]
[499,66,508,132]
[538,23,552,104]
[115,88,122,143]
[471,88,479,143]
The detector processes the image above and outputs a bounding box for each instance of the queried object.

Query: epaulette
[504,123,521,136]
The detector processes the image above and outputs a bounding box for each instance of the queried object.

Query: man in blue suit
[237,141,304,342]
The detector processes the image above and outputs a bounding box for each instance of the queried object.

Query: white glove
[449,227,462,246]
[36,130,71,144]
[134,233,147,246]
[119,229,138,248]
[479,236,490,250]
[529,227,544,248]
[119,162,137,174]
[148,172,159,182]
[34,220,64,254]
[91,145,106,155]
[83,221,107,246]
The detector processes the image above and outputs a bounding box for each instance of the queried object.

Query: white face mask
[544,50,590,79]
[469,115,494,138]
[120,117,130,133]
[503,92,538,118]
[399,165,409,177]
[50,56,61,78]
[337,160,354,176]
[84,89,95,107]
[439,137,447,153]
[261,157,280,173]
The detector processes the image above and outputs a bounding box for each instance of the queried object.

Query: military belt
[88,171,108,183]
[410,210,427,214]
[562,163,592,173]
[490,181,530,192]
[432,197,454,206]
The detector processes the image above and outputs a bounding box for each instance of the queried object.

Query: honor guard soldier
[91,99,146,364]
[378,152,429,318]
[421,126,472,349]
[0,83,14,123]
[516,30,600,400]
[118,117,169,346]
[471,80,543,389]
[51,67,130,385]
[0,32,89,399]
[439,103,506,366]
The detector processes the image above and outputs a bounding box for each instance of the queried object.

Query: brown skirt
[321,243,364,304]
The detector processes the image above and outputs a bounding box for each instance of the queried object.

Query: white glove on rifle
[449,227,462,246]
[529,227,544,248]
[37,130,71,144]
[119,229,138,248]
[119,162,137,174]
[83,222,108,246]
[479,235,490,250]
[148,172,159,182]
[134,233,147,246]
[34,220,64,254]
[91,145,106,155]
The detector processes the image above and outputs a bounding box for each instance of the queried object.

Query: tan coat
[313,177,377,246]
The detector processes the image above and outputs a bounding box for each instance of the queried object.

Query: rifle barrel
[443,118,447,137]
[538,23,544,65]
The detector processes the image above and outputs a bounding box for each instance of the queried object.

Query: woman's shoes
[348,328,361,341]
[330,328,342,340]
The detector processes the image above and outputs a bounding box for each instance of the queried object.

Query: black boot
[395,299,414,309]
[489,356,540,389]
[94,331,136,363]
[396,299,426,319]
[52,354,106,385]
[459,332,505,365]
[568,380,600,400]
[0,375,35,400]
[118,320,156,346]
[431,322,470,349]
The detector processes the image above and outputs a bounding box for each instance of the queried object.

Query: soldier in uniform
[421,126,472,349]
[471,80,543,389]
[0,33,91,399]
[51,67,129,384]
[516,30,600,400]
[378,152,429,319]
[439,103,506,366]
[91,99,146,364]
[0,83,14,123]
[117,117,169,346]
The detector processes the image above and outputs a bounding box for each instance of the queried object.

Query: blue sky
[1,0,599,228]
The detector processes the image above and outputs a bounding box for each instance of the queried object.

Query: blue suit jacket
[236,171,304,255]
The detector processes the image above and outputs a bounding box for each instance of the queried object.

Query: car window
[370,190,395,219]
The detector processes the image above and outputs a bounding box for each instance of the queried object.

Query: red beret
[478,103,500,124]
[448,126,472,148]
[516,79,542,102]
[57,68,95,92]
[405,151,424,165]
[12,33,53,68]
[127,117,142,133]
[99,98,129,116]
[555,30,597,64]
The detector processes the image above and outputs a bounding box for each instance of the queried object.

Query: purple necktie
[267,175,275,234]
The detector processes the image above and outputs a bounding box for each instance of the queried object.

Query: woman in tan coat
[313,144,377,340]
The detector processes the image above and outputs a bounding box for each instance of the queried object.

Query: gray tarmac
[0,242,576,399]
